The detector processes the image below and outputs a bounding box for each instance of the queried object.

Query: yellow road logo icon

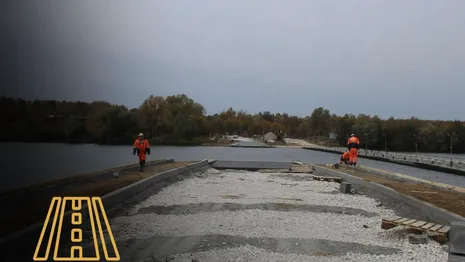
[33,197,120,261]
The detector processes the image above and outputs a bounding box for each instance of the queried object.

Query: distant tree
[1,95,465,152]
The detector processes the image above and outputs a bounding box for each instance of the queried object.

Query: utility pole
[413,133,418,161]
[382,134,387,155]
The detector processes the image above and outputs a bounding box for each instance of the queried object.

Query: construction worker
[347,134,360,166]
[340,151,350,164]
[133,133,150,171]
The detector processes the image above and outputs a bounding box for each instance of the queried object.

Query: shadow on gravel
[117,234,401,261]
[134,202,378,217]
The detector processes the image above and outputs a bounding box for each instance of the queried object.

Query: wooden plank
[394,218,410,224]
[410,221,427,228]
[434,234,447,245]
[381,220,398,230]
[402,219,418,225]
[383,216,402,222]
[406,227,425,234]
[429,224,444,232]
[421,223,436,230]
[391,217,406,223]
[438,226,451,234]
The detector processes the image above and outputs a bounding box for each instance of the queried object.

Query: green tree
[309,107,331,137]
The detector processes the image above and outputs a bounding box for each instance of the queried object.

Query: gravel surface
[130,170,391,214]
[158,244,447,262]
[114,210,390,245]
[112,168,448,262]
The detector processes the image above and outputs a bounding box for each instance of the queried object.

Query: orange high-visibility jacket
[133,139,150,157]
[341,151,350,160]
[347,136,360,149]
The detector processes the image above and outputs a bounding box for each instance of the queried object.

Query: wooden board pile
[381,216,451,244]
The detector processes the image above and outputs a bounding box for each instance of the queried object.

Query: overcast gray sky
[2,0,465,120]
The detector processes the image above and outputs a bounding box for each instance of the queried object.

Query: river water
[2,142,465,191]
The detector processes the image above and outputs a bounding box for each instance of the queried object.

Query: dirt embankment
[336,165,465,217]
[0,162,192,238]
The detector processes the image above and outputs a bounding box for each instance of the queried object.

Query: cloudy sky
[2,0,465,120]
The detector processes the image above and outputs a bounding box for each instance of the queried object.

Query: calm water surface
[2,142,465,191]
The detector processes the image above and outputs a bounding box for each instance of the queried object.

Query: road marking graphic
[33,197,120,261]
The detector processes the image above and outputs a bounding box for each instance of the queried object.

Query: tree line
[1,94,464,153]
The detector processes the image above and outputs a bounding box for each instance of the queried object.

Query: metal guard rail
[306,145,465,171]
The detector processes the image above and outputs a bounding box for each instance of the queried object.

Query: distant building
[263,132,277,142]
[329,133,338,140]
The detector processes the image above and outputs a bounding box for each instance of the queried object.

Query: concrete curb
[211,160,294,170]
[313,165,465,226]
[102,159,209,216]
[0,159,210,259]
[356,165,465,194]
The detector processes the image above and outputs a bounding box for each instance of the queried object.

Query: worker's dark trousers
[139,160,146,171]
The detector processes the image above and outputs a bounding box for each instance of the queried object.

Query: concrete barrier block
[339,182,352,194]
[449,221,465,255]
[448,253,465,262]
[408,233,428,244]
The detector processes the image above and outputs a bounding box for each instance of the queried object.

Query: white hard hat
[351,134,354,136]
[138,133,144,137]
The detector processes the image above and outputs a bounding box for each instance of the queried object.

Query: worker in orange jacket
[340,151,350,164]
[347,134,360,166]
[133,133,151,171]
